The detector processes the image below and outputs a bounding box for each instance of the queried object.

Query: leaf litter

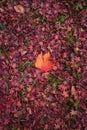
[0,0,87,129]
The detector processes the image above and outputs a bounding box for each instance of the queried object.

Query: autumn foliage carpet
[0,0,87,130]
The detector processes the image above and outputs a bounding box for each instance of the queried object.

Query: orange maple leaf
[35,52,44,69]
[35,52,55,72]
[41,61,55,72]
[43,52,50,62]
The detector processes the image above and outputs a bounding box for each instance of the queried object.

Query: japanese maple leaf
[35,52,55,72]
[0,105,4,111]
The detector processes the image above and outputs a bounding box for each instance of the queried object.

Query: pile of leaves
[0,0,87,130]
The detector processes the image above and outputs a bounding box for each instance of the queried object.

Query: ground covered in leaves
[0,0,87,130]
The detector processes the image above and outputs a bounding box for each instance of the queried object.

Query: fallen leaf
[42,61,55,72]
[62,90,69,98]
[14,5,25,14]
[71,86,77,99]
[16,101,21,107]
[35,52,55,72]
[43,52,50,62]
[35,52,44,69]
[0,105,4,111]
[70,109,77,116]
[0,8,4,12]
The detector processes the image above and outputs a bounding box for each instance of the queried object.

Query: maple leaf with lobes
[35,52,55,72]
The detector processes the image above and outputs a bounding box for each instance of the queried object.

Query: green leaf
[65,63,71,69]
[49,74,55,83]
[20,72,28,83]
[10,0,14,4]
[76,3,83,10]
[66,98,75,105]
[42,15,47,22]
[32,10,40,19]
[69,36,75,44]
[71,114,77,121]
[68,30,75,45]
[25,41,31,47]
[18,60,32,71]
[55,14,66,24]
[59,16,65,23]
[77,72,82,80]
[1,46,10,61]
[0,22,6,30]
[12,127,17,130]
[0,2,2,7]
[55,79,63,85]
[33,22,39,27]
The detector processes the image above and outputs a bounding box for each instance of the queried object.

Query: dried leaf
[0,8,4,12]
[14,5,25,14]
[43,52,50,62]
[70,109,77,116]
[71,86,77,98]
[35,52,44,69]
[35,52,55,72]
[42,61,55,72]
[62,90,69,98]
